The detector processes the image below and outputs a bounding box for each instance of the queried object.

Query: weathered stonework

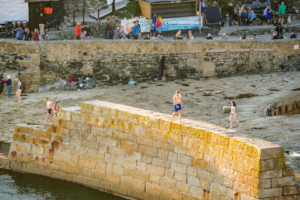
[265,93,300,116]
[1,40,300,92]
[1,100,300,200]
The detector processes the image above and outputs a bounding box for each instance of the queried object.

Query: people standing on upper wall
[157,14,162,35]
[75,22,82,40]
[4,75,12,100]
[136,20,142,39]
[37,13,48,36]
[267,6,273,25]
[238,7,244,26]
[241,9,248,26]
[228,3,234,27]
[105,21,114,39]
[132,21,139,40]
[263,5,268,24]
[82,24,93,39]
[104,18,110,35]
[278,2,286,25]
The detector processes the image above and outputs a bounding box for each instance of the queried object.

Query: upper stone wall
[2,100,299,200]
[0,40,300,92]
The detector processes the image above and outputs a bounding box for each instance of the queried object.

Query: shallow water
[0,142,125,200]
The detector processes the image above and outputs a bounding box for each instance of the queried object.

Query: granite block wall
[1,40,300,92]
[1,100,300,200]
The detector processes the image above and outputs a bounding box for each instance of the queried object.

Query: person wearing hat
[75,22,82,40]
[82,24,93,39]
[174,30,183,39]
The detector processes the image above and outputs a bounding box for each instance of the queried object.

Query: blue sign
[162,16,203,32]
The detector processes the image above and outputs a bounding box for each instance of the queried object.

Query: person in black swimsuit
[52,102,62,119]
[44,97,53,124]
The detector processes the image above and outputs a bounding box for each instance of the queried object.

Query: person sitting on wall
[42,31,49,41]
[249,10,256,25]
[290,32,297,39]
[156,33,164,40]
[272,32,278,40]
[113,27,121,39]
[82,24,93,39]
[220,33,228,40]
[276,23,283,35]
[32,28,40,41]
[278,32,284,39]
[143,34,150,40]
[240,34,246,40]
[174,30,183,40]
[186,30,194,40]
[15,26,24,40]
[206,33,213,40]
[80,31,88,40]
[24,28,32,41]
[75,22,82,40]
[253,34,260,40]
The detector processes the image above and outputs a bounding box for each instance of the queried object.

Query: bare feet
[239,123,241,128]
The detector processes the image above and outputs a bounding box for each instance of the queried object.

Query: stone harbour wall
[1,100,300,200]
[1,40,300,92]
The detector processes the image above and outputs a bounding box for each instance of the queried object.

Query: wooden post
[199,1,201,33]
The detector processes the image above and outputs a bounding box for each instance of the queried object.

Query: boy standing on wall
[171,90,183,123]
[44,97,53,124]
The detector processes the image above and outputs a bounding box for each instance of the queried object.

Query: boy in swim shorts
[171,90,182,123]
[44,97,53,124]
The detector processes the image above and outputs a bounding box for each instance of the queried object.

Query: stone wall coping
[1,39,300,45]
[77,100,283,152]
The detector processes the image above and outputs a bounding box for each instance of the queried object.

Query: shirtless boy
[44,97,53,124]
[171,90,182,123]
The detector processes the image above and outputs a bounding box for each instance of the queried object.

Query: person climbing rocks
[171,90,182,123]
[229,101,241,128]
[44,97,53,124]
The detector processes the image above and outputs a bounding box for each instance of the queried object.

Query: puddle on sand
[175,82,190,86]
[224,93,260,100]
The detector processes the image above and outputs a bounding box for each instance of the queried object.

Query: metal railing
[46,0,116,31]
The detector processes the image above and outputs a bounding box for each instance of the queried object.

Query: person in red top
[157,18,162,34]
[75,22,82,40]
[32,29,40,41]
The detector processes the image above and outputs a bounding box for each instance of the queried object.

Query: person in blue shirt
[15,26,24,40]
[278,32,284,39]
[241,10,248,26]
[157,33,164,40]
[131,21,139,40]
[249,10,256,25]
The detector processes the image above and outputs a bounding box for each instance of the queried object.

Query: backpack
[67,76,73,83]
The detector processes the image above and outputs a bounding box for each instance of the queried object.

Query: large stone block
[53,151,70,163]
[61,163,80,175]
[146,164,165,176]
[116,157,137,169]
[257,188,283,198]
[174,171,187,182]
[78,157,97,170]
[171,162,187,174]
[132,170,150,182]
[272,177,295,188]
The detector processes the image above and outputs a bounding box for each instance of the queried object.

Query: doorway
[28,2,50,30]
